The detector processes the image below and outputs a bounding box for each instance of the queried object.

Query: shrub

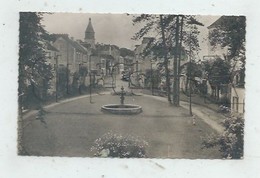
[218,97,231,107]
[91,132,148,158]
[202,113,244,159]
[218,105,231,114]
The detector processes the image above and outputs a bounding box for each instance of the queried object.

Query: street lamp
[54,54,61,102]
[150,59,155,95]
[89,54,93,103]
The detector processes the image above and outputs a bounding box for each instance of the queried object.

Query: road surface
[22,87,221,158]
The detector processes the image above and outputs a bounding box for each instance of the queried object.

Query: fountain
[101,86,142,115]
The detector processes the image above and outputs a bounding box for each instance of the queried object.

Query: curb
[141,93,225,133]
[22,91,110,119]
[22,91,225,133]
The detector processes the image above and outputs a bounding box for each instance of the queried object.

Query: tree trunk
[185,76,189,94]
[160,15,171,104]
[176,15,184,106]
[173,15,180,106]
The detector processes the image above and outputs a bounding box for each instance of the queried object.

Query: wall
[231,87,245,113]
[207,28,228,58]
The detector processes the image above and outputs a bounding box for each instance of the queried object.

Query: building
[51,34,89,93]
[51,34,88,72]
[80,18,121,77]
[206,16,245,113]
[44,41,60,96]
[96,44,120,75]
[231,69,245,113]
[207,16,229,58]
[84,18,95,49]
[134,37,155,73]
[205,17,231,101]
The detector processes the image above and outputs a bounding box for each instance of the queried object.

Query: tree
[209,16,246,84]
[144,69,161,89]
[132,14,202,104]
[119,48,135,57]
[57,66,70,97]
[207,58,231,100]
[202,113,244,159]
[209,16,245,59]
[71,65,88,94]
[18,12,53,155]
[19,12,53,109]
[181,61,203,94]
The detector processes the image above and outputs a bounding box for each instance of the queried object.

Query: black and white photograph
[18,13,245,159]
[2,1,260,177]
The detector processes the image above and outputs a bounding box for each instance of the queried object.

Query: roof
[71,40,88,54]
[208,16,223,29]
[52,34,88,54]
[96,44,119,51]
[142,37,154,44]
[85,18,95,33]
[207,16,235,29]
[45,41,59,52]
[134,37,154,56]
[100,54,115,60]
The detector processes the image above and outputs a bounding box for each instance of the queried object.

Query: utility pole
[89,55,92,103]
[173,15,180,106]
[136,60,139,86]
[66,42,70,95]
[160,15,171,104]
[55,54,60,102]
[151,60,154,95]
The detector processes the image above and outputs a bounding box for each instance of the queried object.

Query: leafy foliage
[180,61,203,93]
[119,48,135,57]
[209,16,246,59]
[57,66,69,97]
[202,113,244,159]
[144,69,161,89]
[208,58,231,87]
[91,132,148,158]
[132,14,202,59]
[209,16,246,86]
[19,12,53,109]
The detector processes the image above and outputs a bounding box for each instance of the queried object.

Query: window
[233,96,239,112]
[243,99,245,113]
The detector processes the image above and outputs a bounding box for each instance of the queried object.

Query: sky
[42,13,220,59]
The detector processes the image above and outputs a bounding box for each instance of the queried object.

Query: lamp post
[150,59,155,95]
[66,42,70,95]
[78,63,82,95]
[89,54,92,103]
[128,67,131,88]
[54,54,61,102]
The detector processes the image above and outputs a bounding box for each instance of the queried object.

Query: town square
[18,13,245,159]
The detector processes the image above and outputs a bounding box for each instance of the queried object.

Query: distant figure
[192,115,196,125]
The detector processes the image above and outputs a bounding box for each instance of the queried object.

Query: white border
[1,0,260,177]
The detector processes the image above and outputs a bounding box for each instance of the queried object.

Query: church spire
[85,18,95,48]
[86,18,94,34]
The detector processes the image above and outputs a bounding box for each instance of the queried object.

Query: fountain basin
[101,104,142,115]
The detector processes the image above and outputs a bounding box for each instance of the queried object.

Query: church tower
[85,18,95,48]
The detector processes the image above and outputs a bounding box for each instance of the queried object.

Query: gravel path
[22,93,221,159]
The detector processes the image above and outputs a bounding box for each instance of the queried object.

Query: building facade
[51,34,89,93]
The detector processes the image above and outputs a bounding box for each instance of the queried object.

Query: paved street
[22,82,221,158]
